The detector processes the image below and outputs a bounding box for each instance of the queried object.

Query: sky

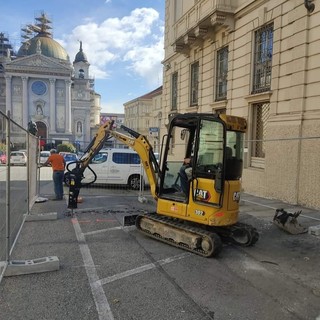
[1,0,165,114]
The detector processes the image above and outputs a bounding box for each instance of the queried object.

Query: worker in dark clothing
[179,157,193,196]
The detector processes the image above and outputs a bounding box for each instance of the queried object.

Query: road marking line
[84,225,136,236]
[99,253,191,285]
[84,226,122,236]
[242,199,320,221]
[96,219,118,222]
[72,218,114,320]
[67,206,109,212]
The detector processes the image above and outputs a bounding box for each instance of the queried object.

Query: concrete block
[4,256,60,277]
[24,212,58,221]
[308,225,320,236]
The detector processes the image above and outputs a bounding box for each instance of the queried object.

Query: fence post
[5,110,11,262]
[138,161,147,203]
[37,137,41,198]
[27,132,30,214]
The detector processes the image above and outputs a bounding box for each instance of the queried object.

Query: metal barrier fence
[242,135,320,209]
[37,137,125,153]
[0,110,39,277]
[155,138,320,210]
[1,115,319,278]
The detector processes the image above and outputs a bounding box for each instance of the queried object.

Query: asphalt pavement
[0,180,319,320]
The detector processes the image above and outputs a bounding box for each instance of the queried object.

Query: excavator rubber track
[135,213,223,258]
[134,214,259,257]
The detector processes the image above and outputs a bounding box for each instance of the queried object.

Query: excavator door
[158,115,227,204]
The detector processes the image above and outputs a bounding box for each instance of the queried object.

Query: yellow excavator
[66,113,259,257]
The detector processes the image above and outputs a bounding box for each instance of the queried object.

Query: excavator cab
[156,113,246,228]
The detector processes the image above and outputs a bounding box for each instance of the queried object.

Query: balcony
[172,0,236,55]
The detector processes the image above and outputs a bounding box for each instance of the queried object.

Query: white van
[65,148,149,190]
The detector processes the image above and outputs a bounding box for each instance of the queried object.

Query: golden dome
[17,35,69,61]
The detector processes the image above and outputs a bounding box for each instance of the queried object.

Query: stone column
[21,76,28,128]
[65,80,72,133]
[49,78,56,133]
[5,75,12,113]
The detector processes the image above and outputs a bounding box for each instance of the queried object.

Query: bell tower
[73,41,89,79]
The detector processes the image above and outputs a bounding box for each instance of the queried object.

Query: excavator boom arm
[67,120,159,209]
[106,125,159,199]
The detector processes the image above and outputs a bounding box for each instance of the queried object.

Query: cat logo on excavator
[195,189,211,201]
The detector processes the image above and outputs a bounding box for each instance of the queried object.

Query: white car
[10,151,27,166]
[64,148,149,190]
[39,151,51,164]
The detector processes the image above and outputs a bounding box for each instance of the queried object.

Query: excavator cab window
[195,119,224,179]
[225,131,244,180]
[159,127,192,199]
[194,119,225,195]
[195,119,244,181]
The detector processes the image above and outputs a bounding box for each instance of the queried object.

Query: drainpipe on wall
[295,6,312,204]
[304,0,315,13]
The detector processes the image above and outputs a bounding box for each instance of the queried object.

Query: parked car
[0,151,7,164]
[61,152,78,163]
[10,151,27,166]
[64,148,149,190]
[39,151,51,164]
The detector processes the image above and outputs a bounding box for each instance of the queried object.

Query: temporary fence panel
[7,116,28,261]
[243,135,320,209]
[0,111,6,263]
[28,134,39,205]
[0,110,39,268]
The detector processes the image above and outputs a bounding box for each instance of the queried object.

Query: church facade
[0,12,101,150]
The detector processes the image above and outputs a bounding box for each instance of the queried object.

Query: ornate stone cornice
[172,9,235,55]
[184,35,196,46]
[194,27,208,38]
[5,54,72,76]
[173,44,190,57]
[210,11,234,33]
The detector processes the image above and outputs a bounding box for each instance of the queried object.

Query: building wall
[151,93,162,153]
[163,0,320,208]
[124,99,152,135]
[124,87,163,153]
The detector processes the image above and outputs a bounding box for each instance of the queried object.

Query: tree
[57,143,76,153]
